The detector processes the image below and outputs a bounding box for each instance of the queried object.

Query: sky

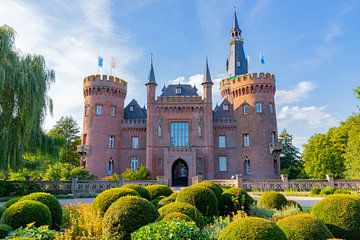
[0,0,359,151]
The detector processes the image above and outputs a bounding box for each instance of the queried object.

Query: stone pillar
[281,174,289,190]
[157,176,168,185]
[192,175,203,185]
[71,176,78,195]
[326,174,334,187]
[236,174,243,188]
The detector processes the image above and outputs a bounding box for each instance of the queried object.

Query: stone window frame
[218,135,226,148]
[269,103,274,114]
[245,157,251,175]
[256,102,262,113]
[243,133,250,147]
[132,136,139,149]
[108,135,115,148]
[271,131,276,144]
[95,104,102,116]
[84,105,90,117]
[243,104,249,115]
[107,158,114,176]
[219,156,227,172]
[131,157,139,171]
[110,106,116,116]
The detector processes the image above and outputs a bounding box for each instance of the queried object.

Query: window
[131,157,139,171]
[256,103,262,113]
[108,135,115,148]
[132,136,139,149]
[107,159,114,176]
[219,135,226,148]
[243,134,250,147]
[110,106,116,116]
[83,134,87,145]
[96,105,102,115]
[85,106,90,116]
[129,106,134,112]
[219,156,227,172]
[243,104,249,114]
[170,122,189,147]
[236,61,241,67]
[223,104,229,110]
[271,132,276,144]
[245,158,251,175]
[269,103,274,114]
[175,87,182,94]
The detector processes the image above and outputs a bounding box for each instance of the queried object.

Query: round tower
[220,72,281,179]
[78,74,127,177]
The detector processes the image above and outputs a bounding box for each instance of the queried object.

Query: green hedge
[122,184,151,200]
[145,185,173,200]
[92,188,140,216]
[162,212,194,222]
[257,191,287,210]
[311,194,360,239]
[0,224,12,239]
[222,187,253,214]
[0,181,42,197]
[218,217,286,240]
[102,196,159,240]
[0,200,51,229]
[0,207,5,219]
[197,181,224,212]
[158,202,201,224]
[157,192,178,208]
[3,197,21,208]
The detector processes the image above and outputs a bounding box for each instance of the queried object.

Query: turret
[202,57,213,103]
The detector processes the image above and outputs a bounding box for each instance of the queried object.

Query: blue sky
[0,0,359,150]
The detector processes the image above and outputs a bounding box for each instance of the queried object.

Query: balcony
[77,145,90,155]
[269,142,282,154]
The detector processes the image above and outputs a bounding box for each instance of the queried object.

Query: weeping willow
[0,25,57,174]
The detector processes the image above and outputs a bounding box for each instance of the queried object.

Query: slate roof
[124,99,147,119]
[160,84,199,97]
[213,98,234,119]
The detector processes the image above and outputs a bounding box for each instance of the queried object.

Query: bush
[122,166,150,180]
[310,186,321,195]
[0,181,42,197]
[5,222,58,240]
[145,184,173,200]
[69,167,97,180]
[311,194,360,239]
[131,220,210,240]
[257,191,287,210]
[20,192,62,230]
[218,216,286,240]
[272,204,302,222]
[285,200,303,211]
[248,205,276,219]
[176,185,218,217]
[0,200,51,229]
[198,181,224,211]
[3,197,21,208]
[222,187,253,214]
[92,187,139,216]
[102,196,159,240]
[320,187,336,196]
[157,192,178,208]
[122,184,151,200]
[277,213,333,240]
[334,189,351,194]
[162,212,194,222]
[158,202,201,224]
[0,223,12,238]
[0,207,5,219]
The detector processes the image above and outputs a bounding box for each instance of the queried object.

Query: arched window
[244,158,251,175]
[274,158,279,174]
[108,158,114,176]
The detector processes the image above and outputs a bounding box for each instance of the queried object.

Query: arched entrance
[172,159,188,187]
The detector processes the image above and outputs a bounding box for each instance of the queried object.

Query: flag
[98,55,103,68]
[111,56,116,69]
[260,53,265,64]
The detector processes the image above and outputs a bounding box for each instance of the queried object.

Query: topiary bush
[176,185,218,217]
[311,194,360,239]
[334,189,351,194]
[92,187,139,216]
[222,187,254,214]
[0,223,12,239]
[319,187,336,196]
[0,207,6,219]
[102,196,159,240]
[198,181,224,212]
[218,216,287,240]
[277,213,333,240]
[0,200,51,229]
[310,186,321,196]
[257,191,287,210]
[131,220,210,240]
[122,184,151,200]
[3,197,21,208]
[158,202,201,224]
[20,192,62,230]
[161,212,194,222]
[145,184,173,200]
[157,192,178,208]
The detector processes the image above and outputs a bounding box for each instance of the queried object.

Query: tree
[122,166,150,180]
[354,87,360,100]
[343,114,360,178]
[0,25,55,174]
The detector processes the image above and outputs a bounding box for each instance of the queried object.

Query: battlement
[156,95,204,103]
[83,74,127,91]
[220,72,275,87]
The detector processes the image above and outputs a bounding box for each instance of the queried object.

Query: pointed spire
[162,83,166,92]
[193,83,197,91]
[202,57,213,85]
[232,6,240,31]
[146,53,157,86]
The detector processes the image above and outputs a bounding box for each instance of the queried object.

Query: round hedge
[0,207,6,219]
[257,191,287,210]
[219,216,286,240]
[0,200,51,229]
[222,187,254,214]
[3,197,21,208]
[311,194,360,239]
[197,181,224,211]
[0,224,12,238]
[92,188,140,216]
[158,202,201,224]
[176,185,218,217]
[162,212,194,222]
[157,192,178,208]
[277,213,333,240]
[20,192,62,230]
[102,196,159,240]
[145,184,173,200]
[122,184,151,200]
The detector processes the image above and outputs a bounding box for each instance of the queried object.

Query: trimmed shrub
[20,192,62,230]
[122,184,151,200]
[162,212,194,222]
[222,187,253,214]
[198,181,224,211]
[92,187,139,216]
[218,216,286,240]
[310,186,321,195]
[102,196,159,240]
[320,187,336,196]
[334,189,351,194]
[0,207,5,219]
[311,194,360,239]
[3,196,21,208]
[0,224,12,238]
[158,202,201,224]
[0,200,51,229]
[286,200,303,211]
[157,192,178,208]
[277,213,333,240]
[257,191,287,210]
[145,184,173,200]
[176,185,218,217]
[131,220,210,240]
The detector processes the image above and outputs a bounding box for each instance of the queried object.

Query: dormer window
[129,106,134,112]
[175,87,182,94]
[223,104,229,111]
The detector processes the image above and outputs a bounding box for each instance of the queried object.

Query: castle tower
[78,74,127,177]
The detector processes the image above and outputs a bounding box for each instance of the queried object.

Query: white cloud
[249,0,272,21]
[325,23,343,43]
[276,81,316,105]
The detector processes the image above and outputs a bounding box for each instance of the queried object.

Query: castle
[77,11,281,186]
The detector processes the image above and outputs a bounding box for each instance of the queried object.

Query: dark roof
[160,84,199,97]
[202,58,213,85]
[124,99,147,120]
[146,56,157,85]
[213,98,233,119]
[232,11,241,32]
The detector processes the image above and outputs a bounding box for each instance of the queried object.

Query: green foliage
[3,197,21,208]
[122,166,150,180]
[158,202,201,224]
[92,188,140,216]
[222,187,254,214]
[285,200,303,211]
[43,162,73,180]
[176,185,218,217]
[354,87,360,100]
[20,192,62,230]
[218,217,287,240]
[311,194,360,239]
[69,167,97,180]
[145,184,173,200]
[0,200,51,229]
[344,114,360,178]
[198,181,224,211]
[334,189,351,194]
[272,204,302,222]
[5,222,58,240]
[121,184,151,200]
[157,192,177,208]
[0,207,5,219]
[161,212,194,222]
[257,191,288,210]
[131,220,210,240]
[0,181,42,198]
[319,187,335,196]
[277,213,333,240]
[102,196,159,240]
[248,205,276,219]
[0,223,12,238]
[310,186,321,195]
